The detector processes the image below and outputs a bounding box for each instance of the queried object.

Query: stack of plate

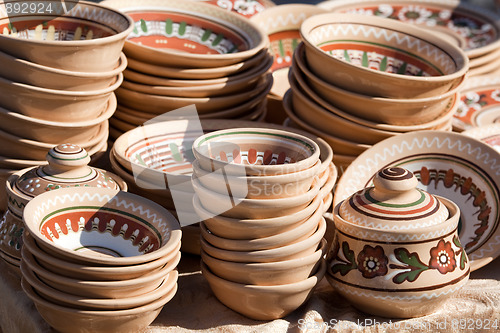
[191,128,333,319]
[319,0,500,77]
[0,0,133,210]
[20,187,182,333]
[101,0,272,138]
[284,13,468,171]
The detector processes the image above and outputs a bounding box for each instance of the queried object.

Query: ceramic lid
[15,144,121,198]
[339,167,449,229]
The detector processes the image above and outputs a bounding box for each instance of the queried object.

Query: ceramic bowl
[193,192,323,240]
[201,238,326,285]
[0,50,127,91]
[200,217,326,263]
[300,13,468,98]
[197,0,275,18]
[201,259,326,320]
[0,210,23,260]
[22,241,181,298]
[23,231,180,281]
[101,0,268,68]
[22,187,182,266]
[193,127,320,176]
[21,278,177,333]
[0,74,122,122]
[293,43,463,125]
[192,159,321,199]
[199,199,323,251]
[0,0,134,72]
[192,175,320,219]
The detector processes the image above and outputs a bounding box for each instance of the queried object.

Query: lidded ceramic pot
[1,144,127,261]
[326,167,470,318]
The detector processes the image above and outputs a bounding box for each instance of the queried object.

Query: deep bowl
[300,13,468,98]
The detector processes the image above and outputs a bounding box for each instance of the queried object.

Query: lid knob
[44,144,91,178]
[370,167,421,203]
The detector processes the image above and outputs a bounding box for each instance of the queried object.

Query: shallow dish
[0,0,134,72]
[334,131,500,271]
[462,124,500,153]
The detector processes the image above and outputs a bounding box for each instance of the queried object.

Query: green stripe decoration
[178,21,187,36]
[365,188,426,208]
[343,49,351,62]
[362,51,369,67]
[397,62,408,74]
[212,33,224,46]
[292,38,299,51]
[380,56,388,71]
[201,28,212,42]
[140,19,147,33]
[165,18,173,35]
[170,143,183,162]
[279,40,285,57]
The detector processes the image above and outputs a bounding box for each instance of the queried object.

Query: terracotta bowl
[193,127,320,176]
[0,0,134,72]
[300,13,468,98]
[293,43,463,125]
[22,241,181,298]
[199,200,323,251]
[21,252,178,310]
[101,0,268,68]
[200,217,326,263]
[0,93,116,144]
[0,74,122,122]
[192,176,320,219]
[201,259,326,320]
[0,50,127,91]
[22,187,182,266]
[193,192,323,240]
[21,278,177,333]
[23,232,180,281]
[0,209,23,260]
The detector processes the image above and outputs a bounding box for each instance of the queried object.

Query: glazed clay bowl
[0,93,116,144]
[23,232,181,281]
[193,193,323,240]
[199,200,323,251]
[201,259,326,320]
[300,13,468,98]
[21,278,177,333]
[0,0,134,72]
[0,50,127,91]
[200,217,326,263]
[0,73,122,122]
[193,127,320,176]
[192,159,321,199]
[192,176,320,219]
[201,238,326,285]
[0,210,23,260]
[22,241,181,298]
[101,0,268,68]
[293,43,463,125]
[327,197,470,318]
[22,187,182,266]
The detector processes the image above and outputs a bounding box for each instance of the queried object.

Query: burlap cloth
[1,250,499,333]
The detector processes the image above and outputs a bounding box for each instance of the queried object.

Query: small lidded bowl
[326,167,469,318]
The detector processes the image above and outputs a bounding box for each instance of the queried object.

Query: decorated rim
[200,0,274,18]
[300,13,468,83]
[0,0,134,45]
[462,124,500,154]
[333,130,500,271]
[22,187,181,265]
[318,0,500,57]
[454,75,500,131]
[101,0,267,62]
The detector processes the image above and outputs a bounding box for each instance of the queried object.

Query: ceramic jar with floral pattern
[326,167,470,318]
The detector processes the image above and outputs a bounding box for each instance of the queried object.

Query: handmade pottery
[462,124,500,153]
[334,131,500,271]
[195,0,275,18]
[21,278,178,333]
[300,13,468,98]
[327,167,469,318]
[22,187,182,266]
[101,0,268,68]
[201,259,326,320]
[0,0,134,72]
[0,210,23,260]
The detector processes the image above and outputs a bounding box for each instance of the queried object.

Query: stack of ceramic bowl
[0,0,133,210]
[20,187,182,333]
[100,0,272,138]
[190,128,330,320]
[319,0,500,77]
[283,13,468,171]
[0,144,127,275]
[110,119,336,255]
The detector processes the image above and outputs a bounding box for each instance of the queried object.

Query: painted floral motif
[357,245,388,278]
[214,0,266,17]
[330,241,357,276]
[397,5,433,25]
[453,235,468,270]
[429,239,456,274]
[455,88,500,129]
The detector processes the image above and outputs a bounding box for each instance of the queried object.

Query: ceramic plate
[462,124,500,154]
[318,0,500,58]
[334,131,500,271]
[454,74,500,131]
